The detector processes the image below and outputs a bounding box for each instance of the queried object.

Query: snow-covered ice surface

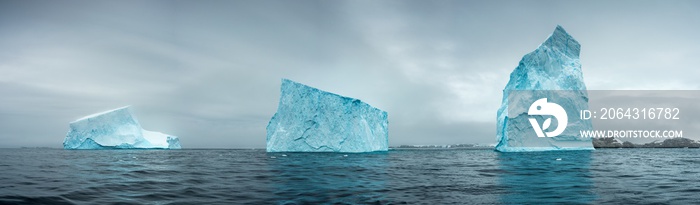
[496,26,594,152]
[266,79,388,153]
[63,106,181,149]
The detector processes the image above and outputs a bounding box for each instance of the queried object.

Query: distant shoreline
[594,147,700,149]
[390,147,493,150]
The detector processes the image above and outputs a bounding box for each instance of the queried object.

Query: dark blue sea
[1,148,700,204]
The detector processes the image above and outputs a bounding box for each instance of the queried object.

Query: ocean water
[1,148,700,204]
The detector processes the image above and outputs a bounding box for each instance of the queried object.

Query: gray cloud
[1,0,699,148]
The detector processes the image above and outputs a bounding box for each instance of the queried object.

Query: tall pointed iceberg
[63,106,181,149]
[266,79,388,152]
[496,25,594,152]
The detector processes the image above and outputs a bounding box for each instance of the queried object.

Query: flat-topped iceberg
[266,79,388,152]
[63,106,181,149]
[496,25,594,152]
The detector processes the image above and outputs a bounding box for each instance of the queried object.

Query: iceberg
[63,106,181,149]
[266,79,388,152]
[496,25,594,152]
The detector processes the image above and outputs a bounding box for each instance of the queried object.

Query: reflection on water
[498,150,596,204]
[266,152,389,204]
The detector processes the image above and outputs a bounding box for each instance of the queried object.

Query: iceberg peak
[72,105,132,123]
[540,25,580,58]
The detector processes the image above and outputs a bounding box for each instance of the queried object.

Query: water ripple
[1,149,700,204]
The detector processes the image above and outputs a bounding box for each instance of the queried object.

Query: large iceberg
[496,25,594,152]
[63,106,181,149]
[266,79,388,152]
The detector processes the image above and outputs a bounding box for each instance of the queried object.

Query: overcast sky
[1,0,699,148]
